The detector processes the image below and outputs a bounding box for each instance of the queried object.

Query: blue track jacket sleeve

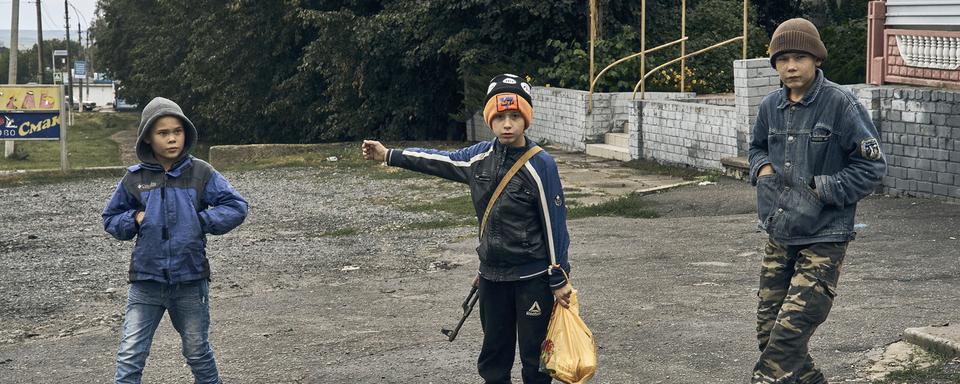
[198,171,249,235]
[527,153,571,289]
[814,100,887,207]
[102,178,140,241]
[386,141,493,184]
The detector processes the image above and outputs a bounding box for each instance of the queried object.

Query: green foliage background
[79,0,869,144]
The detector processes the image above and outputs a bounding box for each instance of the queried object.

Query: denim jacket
[748,69,886,244]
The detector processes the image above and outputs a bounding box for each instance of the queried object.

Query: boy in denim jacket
[748,19,886,384]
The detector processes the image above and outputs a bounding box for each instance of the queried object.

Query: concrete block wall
[464,87,587,145]
[633,100,739,170]
[857,86,960,199]
[466,86,692,152]
[529,87,591,151]
[465,71,960,201]
[734,59,780,156]
[466,110,494,142]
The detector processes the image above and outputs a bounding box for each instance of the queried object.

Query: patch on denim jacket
[860,138,882,160]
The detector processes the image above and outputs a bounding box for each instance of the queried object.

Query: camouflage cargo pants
[751,239,847,384]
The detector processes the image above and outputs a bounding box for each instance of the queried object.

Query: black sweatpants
[477,275,554,384]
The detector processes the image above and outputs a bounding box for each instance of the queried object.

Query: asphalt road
[1,164,958,383]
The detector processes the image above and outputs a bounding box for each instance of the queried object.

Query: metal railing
[588,0,750,112]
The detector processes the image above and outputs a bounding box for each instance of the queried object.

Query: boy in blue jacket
[102,97,248,384]
[362,74,573,384]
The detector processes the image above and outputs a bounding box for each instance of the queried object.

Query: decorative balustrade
[895,34,960,70]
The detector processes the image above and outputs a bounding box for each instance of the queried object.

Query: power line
[65,1,87,28]
[39,0,60,30]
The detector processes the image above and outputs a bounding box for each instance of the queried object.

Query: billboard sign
[0,113,62,140]
[0,86,62,111]
[75,61,87,77]
[0,85,65,141]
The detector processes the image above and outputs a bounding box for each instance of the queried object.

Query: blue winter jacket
[102,97,248,283]
[386,138,571,288]
[103,157,248,283]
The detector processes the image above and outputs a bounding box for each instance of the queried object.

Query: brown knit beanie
[769,18,827,68]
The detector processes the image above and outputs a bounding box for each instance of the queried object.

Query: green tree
[752,0,805,36]
[537,0,768,94]
[92,0,865,143]
[804,0,869,84]
[682,0,768,93]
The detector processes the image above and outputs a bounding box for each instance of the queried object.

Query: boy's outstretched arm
[198,172,248,235]
[362,140,491,184]
[102,180,140,241]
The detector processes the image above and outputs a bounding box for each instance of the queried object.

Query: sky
[0,0,98,31]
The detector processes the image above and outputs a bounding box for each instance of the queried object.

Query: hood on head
[135,97,198,165]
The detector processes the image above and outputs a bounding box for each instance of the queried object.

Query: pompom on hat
[768,18,828,68]
[483,74,533,128]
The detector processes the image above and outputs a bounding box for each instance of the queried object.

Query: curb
[0,166,127,181]
[903,325,960,357]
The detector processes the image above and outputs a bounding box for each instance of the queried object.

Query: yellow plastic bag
[539,291,596,384]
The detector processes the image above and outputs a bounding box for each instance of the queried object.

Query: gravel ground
[1,164,959,383]
[0,165,476,383]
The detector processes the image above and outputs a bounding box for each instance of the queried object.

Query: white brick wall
[734,59,780,157]
[632,100,739,170]
[467,87,693,152]
[855,86,960,200]
[529,87,590,151]
[465,63,960,201]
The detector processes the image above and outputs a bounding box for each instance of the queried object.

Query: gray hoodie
[135,97,198,165]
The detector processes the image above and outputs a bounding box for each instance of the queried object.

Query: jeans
[115,279,221,384]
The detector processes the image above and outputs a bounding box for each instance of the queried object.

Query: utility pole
[85,27,90,99]
[36,0,44,84]
[6,0,21,158]
[65,0,73,113]
[77,21,82,107]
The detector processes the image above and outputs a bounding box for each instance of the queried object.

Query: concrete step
[721,156,749,180]
[904,324,960,357]
[604,132,630,148]
[585,143,631,162]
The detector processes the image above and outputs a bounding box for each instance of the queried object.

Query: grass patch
[878,365,960,383]
[403,217,477,231]
[567,192,659,219]
[623,158,721,181]
[876,354,960,384]
[402,195,475,217]
[220,141,467,180]
[0,112,139,171]
[397,194,476,231]
[0,168,126,188]
[320,228,359,237]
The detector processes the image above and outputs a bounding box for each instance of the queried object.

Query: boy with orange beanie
[362,74,573,383]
